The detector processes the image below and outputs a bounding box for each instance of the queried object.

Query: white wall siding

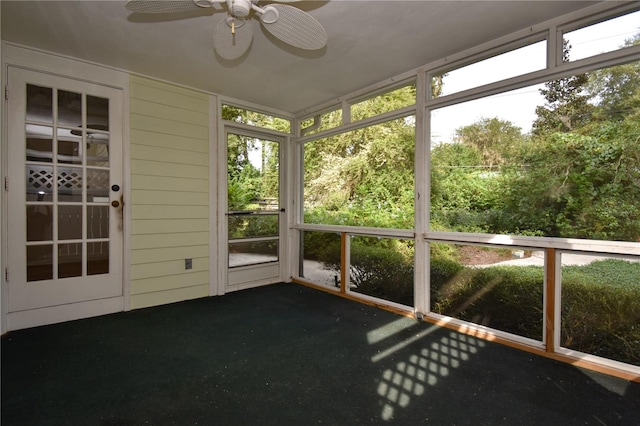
[129,75,210,309]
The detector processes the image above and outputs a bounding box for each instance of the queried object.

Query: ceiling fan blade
[125,0,212,14]
[214,17,254,60]
[260,4,327,50]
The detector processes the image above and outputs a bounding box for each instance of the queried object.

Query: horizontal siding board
[131,271,209,294]
[131,159,208,179]
[130,80,208,111]
[131,98,209,127]
[130,76,209,111]
[131,144,209,167]
[130,285,209,310]
[130,74,208,98]
[132,205,209,220]
[132,232,209,250]
[131,175,208,192]
[131,129,209,153]
[131,189,209,206]
[131,113,208,140]
[131,245,209,264]
[131,258,208,280]
[132,219,209,235]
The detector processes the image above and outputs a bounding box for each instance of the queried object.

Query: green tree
[495,121,640,241]
[430,142,502,232]
[532,41,593,135]
[586,33,640,123]
[454,117,524,170]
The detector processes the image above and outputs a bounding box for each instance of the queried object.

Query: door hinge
[5,267,9,282]
[4,86,8,101]
[4,176,8,191]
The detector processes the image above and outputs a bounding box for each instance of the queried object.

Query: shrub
[302,231,341,262]
[349,242,414,306]
[430,264,544,340]
[430,258,639,365]
[561,260,640,365]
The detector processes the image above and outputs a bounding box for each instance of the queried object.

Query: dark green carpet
[2,283,639,425]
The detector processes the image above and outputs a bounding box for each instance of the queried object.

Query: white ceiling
[2,1,599,115]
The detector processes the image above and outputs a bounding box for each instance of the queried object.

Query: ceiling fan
[125,0,328,60]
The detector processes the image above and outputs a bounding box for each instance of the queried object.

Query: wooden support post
[545,248,556,353]
[340,232,347,294]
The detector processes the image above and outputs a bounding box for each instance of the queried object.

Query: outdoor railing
[294,224,640,380]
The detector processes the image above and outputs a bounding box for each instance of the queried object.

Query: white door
[6,67,124,329]
[226,129,284,290]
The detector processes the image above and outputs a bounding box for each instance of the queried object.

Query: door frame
[1,43,131,332]
[218,124,289,294]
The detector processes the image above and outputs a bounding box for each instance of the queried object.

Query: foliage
[227,132,279,213]
[454,117,524,169]
[430,138,502,232]
[228,172,258,211]
[429,259,640,364]
[430,264,544,340]
[532,40,593,135]
[304,115,415,229]
[349,240,414,306]
[302,231,342,263]
[493,119,640,240]
[561,260,640,365]
[228,215,278,239]
[585,33,640,123]
[430,48,640,241]
[351,84,416,121]
[222,104,291,133]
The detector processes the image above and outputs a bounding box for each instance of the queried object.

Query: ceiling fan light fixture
[224,16,247,29]
[214,16,253,59]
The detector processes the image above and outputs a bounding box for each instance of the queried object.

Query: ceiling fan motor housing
[228,0,252,17]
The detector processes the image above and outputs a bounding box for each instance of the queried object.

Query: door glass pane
[227,134,279,212]
[20,80,115,286]
[229,240,278,268]
[87,242,109,275]
[26,84,53,123]
[26,165,54,202]
[228,215,279,239]
[57,90,82,127]
[87,95,109,131]
[227,133,280,270]
[87,135,109,167]
[58,243,82,278]
[57,128,82,164]
[27,245,53,281]
[87,206,109,239]
[86,169,109,202]
[58,205,83,240]
[57,167,83,202]
[26,124,53,162]
[26,205,53,241]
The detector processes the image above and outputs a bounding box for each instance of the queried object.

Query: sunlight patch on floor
[376,331,485,421]
[367,317,416,345]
